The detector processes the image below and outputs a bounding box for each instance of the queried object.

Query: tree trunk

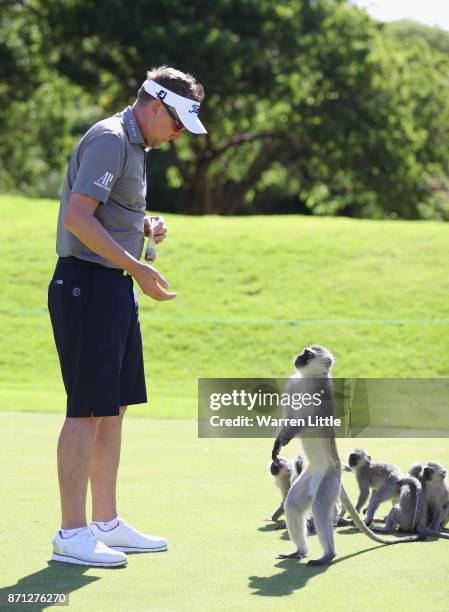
[180,135,292,215]
[181,158,211,215]
[213,140,286,214]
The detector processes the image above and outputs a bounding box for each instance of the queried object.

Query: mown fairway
[0,196,448,610]
[0,195,448,418]
[0,413,448,612]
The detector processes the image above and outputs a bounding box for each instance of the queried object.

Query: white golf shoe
[89,518,168,553]
[52,527,128,567]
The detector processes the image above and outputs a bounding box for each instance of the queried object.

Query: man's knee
[101,406,127,423]
[62,415,101,432]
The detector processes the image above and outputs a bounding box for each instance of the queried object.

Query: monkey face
[294,348,315,368]
[294,345,334,373]
[348,453,360,468]
[270,457,288,476]
[423,466,434,482]
[348,449,370,468]
[423,462,447,483]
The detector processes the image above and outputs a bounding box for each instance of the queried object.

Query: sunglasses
[160,100,185,132]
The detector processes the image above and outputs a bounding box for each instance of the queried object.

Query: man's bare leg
[90,405,127,522]
[58,415,102,529]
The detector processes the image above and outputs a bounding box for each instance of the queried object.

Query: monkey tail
[397,476,422,532]
[340,484,420,544]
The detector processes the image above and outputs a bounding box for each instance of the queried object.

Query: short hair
[136,65,205,106]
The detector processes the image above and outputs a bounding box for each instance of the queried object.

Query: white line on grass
[1,308,449,325]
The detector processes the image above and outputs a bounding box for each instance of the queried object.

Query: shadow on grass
[0,561,125,611]
[250,521,440,598]
[248,544,394,597]
[257,523,286,533]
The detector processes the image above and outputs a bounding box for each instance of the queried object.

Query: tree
[3,0,449,218]
[0,1,101,196]
[36,0,386,214]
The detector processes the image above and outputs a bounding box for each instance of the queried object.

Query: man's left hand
[144,215,167,244]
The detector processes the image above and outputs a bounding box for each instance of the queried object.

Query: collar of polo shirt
[143,79,207,135]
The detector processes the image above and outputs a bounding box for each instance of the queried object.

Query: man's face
[140,100,183,148]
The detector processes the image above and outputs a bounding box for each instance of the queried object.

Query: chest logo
[94,171,115,190]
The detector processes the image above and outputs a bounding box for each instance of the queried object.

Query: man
[48,66,206,567]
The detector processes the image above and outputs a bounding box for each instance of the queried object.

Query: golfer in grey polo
[48,66,207,568]
[56,106,149,267]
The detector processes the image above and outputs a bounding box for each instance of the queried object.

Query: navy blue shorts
[48,257,147,417]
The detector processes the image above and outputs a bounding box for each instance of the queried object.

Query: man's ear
[150,99,163,115]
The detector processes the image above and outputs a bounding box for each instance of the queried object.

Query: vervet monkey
[267,455,304,525]
[340,449,402,525]
[417,462,449,538]
[272,345,420,566]
[267,455,339,534]
[373,462,449,538]
[374,477,422,533]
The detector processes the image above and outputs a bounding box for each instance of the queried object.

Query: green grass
[0,195,448,417]
[0,412,448,612]
[1,198,448,610]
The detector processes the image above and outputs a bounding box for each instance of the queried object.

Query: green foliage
[0,1,102,197]
[0,76,101,197]
[385,19,449,55]
[1,2,449,218]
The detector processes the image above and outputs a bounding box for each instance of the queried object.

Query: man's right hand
[132,262,177,301]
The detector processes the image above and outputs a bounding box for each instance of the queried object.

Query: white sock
[91,516,119,531]
[59,527,86,539]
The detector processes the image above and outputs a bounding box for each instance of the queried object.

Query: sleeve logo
[94,171,114,190]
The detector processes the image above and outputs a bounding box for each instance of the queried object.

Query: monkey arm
[271,503,285,521]
[355,485,370,512]
[271,438,283,462]
[271,431,296,462]
[441,503,449,528]
[431,507,444,531]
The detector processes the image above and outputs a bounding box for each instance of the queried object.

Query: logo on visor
[189,104,200,114]
[156,90,168,100]
[94,171,114,190]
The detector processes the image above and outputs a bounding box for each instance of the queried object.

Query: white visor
[143,79,206,135]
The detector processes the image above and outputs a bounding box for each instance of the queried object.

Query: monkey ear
[441,469,447,479]
[367,455,372,461]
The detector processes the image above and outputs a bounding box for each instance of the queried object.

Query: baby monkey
[267,455,304,528]
[268,454,340,533]
[339,448,402,526]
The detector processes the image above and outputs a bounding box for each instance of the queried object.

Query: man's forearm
[65,212,141,275]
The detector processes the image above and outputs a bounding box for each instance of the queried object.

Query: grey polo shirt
[56,106,148,268]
